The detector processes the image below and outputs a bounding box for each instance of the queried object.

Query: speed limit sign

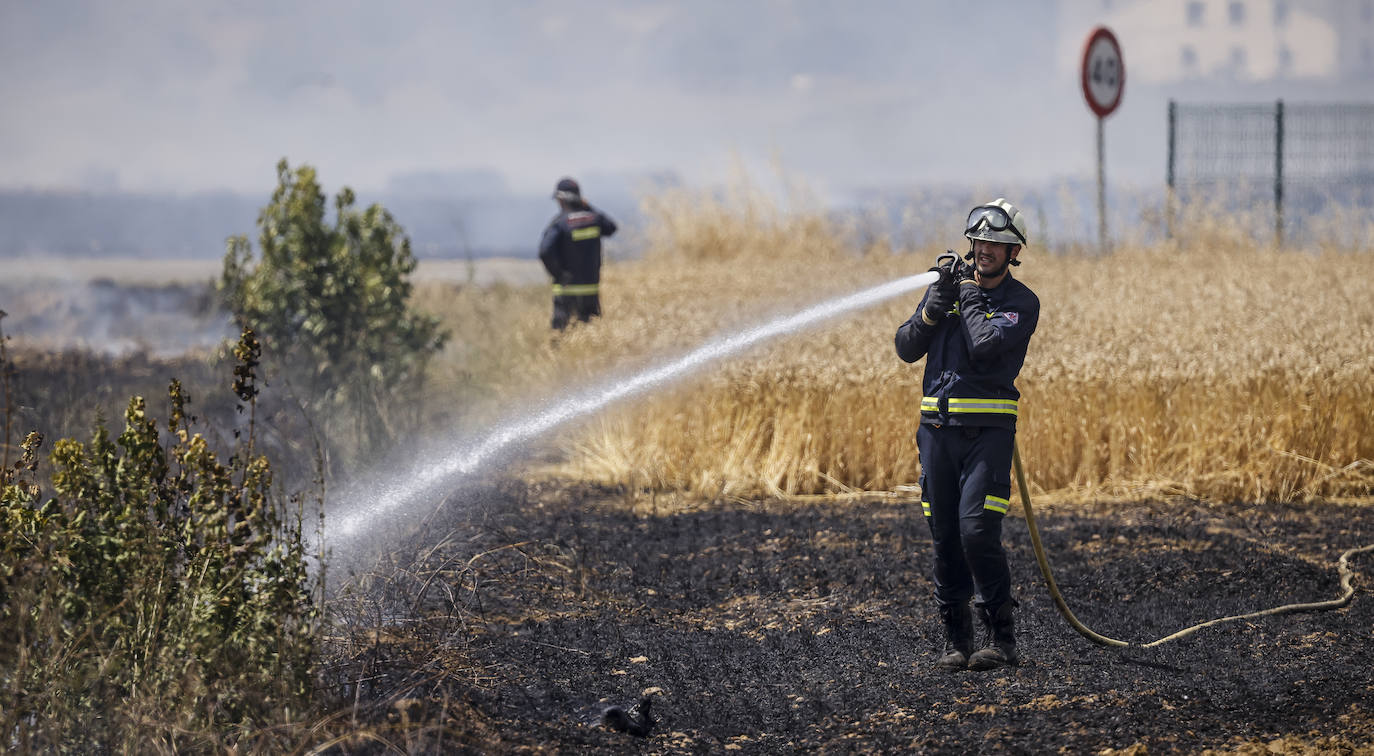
[1081,27,1124,118]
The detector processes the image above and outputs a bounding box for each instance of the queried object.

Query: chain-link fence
[1168,100,1374,245]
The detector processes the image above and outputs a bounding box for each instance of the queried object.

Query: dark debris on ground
[332,481,1374,754]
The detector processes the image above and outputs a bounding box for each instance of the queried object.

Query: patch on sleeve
[1002,311,1019,325]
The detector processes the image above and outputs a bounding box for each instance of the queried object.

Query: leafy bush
[0,329,320,752]
[219,159,448,458]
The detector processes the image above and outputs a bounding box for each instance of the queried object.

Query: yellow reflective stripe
[921,500,932,517]
[570,226,601,241]
[552,283,600,295]
[984,495,1010,514]
[920,397,1019,416]
[947,398,1018,415]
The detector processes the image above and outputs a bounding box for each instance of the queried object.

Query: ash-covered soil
[332,483,1374,754]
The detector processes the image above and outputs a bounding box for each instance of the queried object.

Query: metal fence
[1167,100,1374,245]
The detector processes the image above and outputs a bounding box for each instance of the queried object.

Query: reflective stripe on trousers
[922,493,1008,516]
[552,283,600,296]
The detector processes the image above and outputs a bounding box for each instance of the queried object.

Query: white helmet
[964,198,1028,247]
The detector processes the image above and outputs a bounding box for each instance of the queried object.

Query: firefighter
[894,198,1040,671]
[538,177,617,330]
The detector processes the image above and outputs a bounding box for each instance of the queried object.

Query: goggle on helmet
[964,199,1028,247]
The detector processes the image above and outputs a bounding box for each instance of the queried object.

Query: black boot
[935,603,974,670]
[969,602,1019,670]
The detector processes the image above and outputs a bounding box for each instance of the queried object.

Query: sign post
[1081,27,1124,254]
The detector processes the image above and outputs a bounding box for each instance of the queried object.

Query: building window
[1363,41,1373,69]
[1229,1,1245,25]
[1230,46,1247,74]
[1274,0,1289,26]
[1364,1,1373,23]
[1277,45,1293,74]
[1187,1,1205,26]
[1181,45,1199,71]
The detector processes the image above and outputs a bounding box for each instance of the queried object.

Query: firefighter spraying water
[895,198,1038,671]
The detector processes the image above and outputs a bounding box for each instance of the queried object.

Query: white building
[1328,0,1374,77]
[1054,0,1362,83]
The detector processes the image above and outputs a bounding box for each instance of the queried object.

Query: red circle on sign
[1081,26,1125,118]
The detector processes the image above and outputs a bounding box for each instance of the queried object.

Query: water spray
[329,270,940,543]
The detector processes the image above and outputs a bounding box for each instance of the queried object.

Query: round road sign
[1081,26,1125,118]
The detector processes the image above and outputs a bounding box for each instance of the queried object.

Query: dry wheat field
[413,191,1374,508]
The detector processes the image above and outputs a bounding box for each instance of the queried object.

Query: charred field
[329,481,1374,754]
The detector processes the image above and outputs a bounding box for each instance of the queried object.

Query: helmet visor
[965,205,1025,244]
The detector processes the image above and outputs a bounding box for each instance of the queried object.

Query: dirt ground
[331,481,1374,754]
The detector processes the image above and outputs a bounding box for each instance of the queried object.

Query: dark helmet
[553,177,581,201]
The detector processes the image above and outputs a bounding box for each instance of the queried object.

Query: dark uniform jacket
[538,205,617,293]
[894,275,1040,430]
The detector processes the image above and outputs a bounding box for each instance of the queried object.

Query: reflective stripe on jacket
[919,396,1019,417]
[895,273,1040,429]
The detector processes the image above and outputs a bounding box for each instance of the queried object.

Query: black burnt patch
[332,484,1374,753]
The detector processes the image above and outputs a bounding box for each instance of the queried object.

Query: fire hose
[1012,442,1374,648]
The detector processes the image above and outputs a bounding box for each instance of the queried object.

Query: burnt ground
[327,482,1374,754]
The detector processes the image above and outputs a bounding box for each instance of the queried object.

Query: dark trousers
[916,423,1016,610]
[551,294,601,330]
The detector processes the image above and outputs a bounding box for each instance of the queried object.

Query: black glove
[930,263,956,289]
[954,253,981,296]
[921,267,957,324]
[953,256,976,282]
[957,276,986,312]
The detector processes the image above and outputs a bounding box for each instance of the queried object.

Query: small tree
[220,159,448,456]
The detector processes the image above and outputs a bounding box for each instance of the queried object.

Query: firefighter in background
[538,177,617,330]
[894,198,1040,671]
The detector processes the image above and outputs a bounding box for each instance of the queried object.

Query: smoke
[0,278,234,357]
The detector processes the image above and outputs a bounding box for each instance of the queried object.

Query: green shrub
[0,329,320,752]
[219,159,449,458]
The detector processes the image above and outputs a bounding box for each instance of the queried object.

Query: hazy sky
[0,1,1335,201]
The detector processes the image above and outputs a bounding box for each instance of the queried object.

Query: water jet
[328,270,940,546]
